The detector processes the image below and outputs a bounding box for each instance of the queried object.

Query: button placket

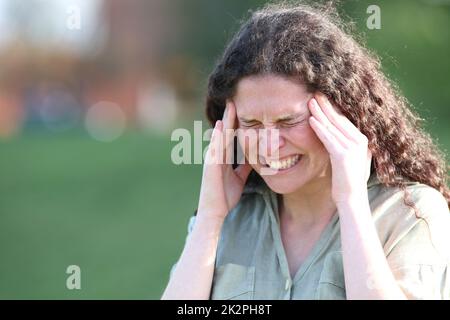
[285,278,292,291]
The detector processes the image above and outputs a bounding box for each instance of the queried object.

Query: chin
[261,174,308,194]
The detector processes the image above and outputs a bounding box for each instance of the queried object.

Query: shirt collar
[242,170,270,195]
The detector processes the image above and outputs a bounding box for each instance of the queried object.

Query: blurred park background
[0,0,449,299]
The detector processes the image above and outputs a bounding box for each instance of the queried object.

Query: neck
[277,168,336,230]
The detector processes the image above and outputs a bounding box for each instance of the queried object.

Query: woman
[162,2,450,299]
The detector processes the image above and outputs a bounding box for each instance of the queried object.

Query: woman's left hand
[308,93,372,205]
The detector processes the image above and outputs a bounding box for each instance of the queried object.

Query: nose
[258,127,285,159]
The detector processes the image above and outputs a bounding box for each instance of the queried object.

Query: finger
[206,120,224,165]
[366,149,373,181]
[308,98,348,148]
[212,120,223,141]
[223,100,238,164]
[309,116,343,155]
[223,100,237,130]
[315,93,363,142]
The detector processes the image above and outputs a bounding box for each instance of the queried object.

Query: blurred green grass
[0,130,202,299]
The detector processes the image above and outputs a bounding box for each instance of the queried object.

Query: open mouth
[262,154,302,171]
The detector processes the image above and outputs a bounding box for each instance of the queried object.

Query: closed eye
[280,120,304,128]
[238,115,306,128]
[240,120,304,128]
[239,121,261,128]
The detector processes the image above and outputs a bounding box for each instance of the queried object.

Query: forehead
[233,74,311,118]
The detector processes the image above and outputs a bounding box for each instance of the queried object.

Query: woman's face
[233,74,331,194]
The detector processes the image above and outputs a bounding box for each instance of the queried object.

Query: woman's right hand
[196,100,253,222]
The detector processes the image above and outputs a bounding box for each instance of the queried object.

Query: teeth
[267,155,300,170]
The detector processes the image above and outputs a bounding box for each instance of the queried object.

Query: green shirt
[172,172,450,299]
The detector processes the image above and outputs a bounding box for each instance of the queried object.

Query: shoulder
[221,171,272,235]
[369,179,450,263]
[368,179,450,299]
[220,190,268,240]
[188,184,270,244]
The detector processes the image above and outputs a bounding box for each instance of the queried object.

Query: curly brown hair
[205,1,450,210]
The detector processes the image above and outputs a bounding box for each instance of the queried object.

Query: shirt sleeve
[169,215,197,278]
[390,264,449,299]
[385,186,450,299]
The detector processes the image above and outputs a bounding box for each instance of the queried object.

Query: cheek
[287,124,324,150]
[301,127,330,164]
[306,127,326,150]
